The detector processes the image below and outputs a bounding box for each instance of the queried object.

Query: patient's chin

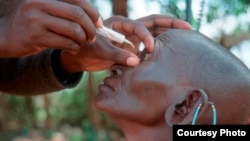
[94,97,119,117]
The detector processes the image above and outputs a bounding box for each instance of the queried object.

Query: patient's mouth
[111,69,118,76]
[97,64,123,94]
[98,77,116,93]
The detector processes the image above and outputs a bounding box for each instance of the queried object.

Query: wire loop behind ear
[191,103,202,125]
[191,101,217,125]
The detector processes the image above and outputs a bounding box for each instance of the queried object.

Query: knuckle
[73,24,84,37]
[22,1,44,22]
[72,24,87,43]
[30,29,45,43]
[67,40,80,50]
[72,6,85,19]
[73,24,82,34]
[23,0,43,9]
[26,11,40,22]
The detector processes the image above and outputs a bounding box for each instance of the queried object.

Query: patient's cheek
[130,82,167,98]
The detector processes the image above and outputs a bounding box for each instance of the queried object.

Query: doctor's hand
[0,0,101,57]
[59,15,191,73]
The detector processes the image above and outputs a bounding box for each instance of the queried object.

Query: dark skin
[60,15,192,72]
[0,0,192,95]
[0,0,102,57]
[0,0,191,69]
[94,29,250,141]
[0,13,191,95]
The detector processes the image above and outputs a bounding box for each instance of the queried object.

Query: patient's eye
[111,70,118,76]
[139,49,151,63]
[110,66,122,76]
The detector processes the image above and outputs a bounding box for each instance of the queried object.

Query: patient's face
[94,36,183,123]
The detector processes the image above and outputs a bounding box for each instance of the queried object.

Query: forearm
[0,49,83,96]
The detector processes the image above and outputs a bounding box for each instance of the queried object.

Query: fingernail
[126,57,140,66]
[176,20,192,29]
[95,17,103,28]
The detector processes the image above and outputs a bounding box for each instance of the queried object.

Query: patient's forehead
[153,29,214,60]
[155,29,199,49]
[147,29,211,76]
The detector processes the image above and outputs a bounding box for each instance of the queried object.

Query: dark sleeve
[0,49,83,95]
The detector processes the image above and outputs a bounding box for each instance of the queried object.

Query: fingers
[172,19,192,29]
[39,0,97,42]
[23,6,84,53]
[35,30,80,54]
[136,14,192,30]
[60,36,141,72]
[106,47,140,66]
[135,14,192,38]
[94,36,140,67]
[62,0,102,27]
[40,13,85,45]
[106,16,155,52]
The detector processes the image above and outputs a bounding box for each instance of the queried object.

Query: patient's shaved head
[155,30,250,124]
[155,29,250,96]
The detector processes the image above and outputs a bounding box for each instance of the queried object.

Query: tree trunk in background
[44,95,51,130]
[0,93,8,130]
[25,96,36,128]
[112,0,128,17]
[87,72,101,128]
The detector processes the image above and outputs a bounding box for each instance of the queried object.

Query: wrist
[51,50,83,87]
[59,50,80,74]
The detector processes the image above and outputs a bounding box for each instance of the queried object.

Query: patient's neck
[116,119,172,141]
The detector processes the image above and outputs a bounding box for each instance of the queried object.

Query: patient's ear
[165,89,208,127]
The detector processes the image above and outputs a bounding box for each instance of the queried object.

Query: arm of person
[0,15,191,96]
[0,49,83,96]
[0,0,101,57]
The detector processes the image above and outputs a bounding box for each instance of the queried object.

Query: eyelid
[139,49,151,63]
[139,49,147,63]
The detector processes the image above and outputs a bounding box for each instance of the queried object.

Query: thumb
[109,47,140,66]
[93,35,141,67]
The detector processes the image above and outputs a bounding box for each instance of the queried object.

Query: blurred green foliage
[206,0,249,22]
[0,71,124,141]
